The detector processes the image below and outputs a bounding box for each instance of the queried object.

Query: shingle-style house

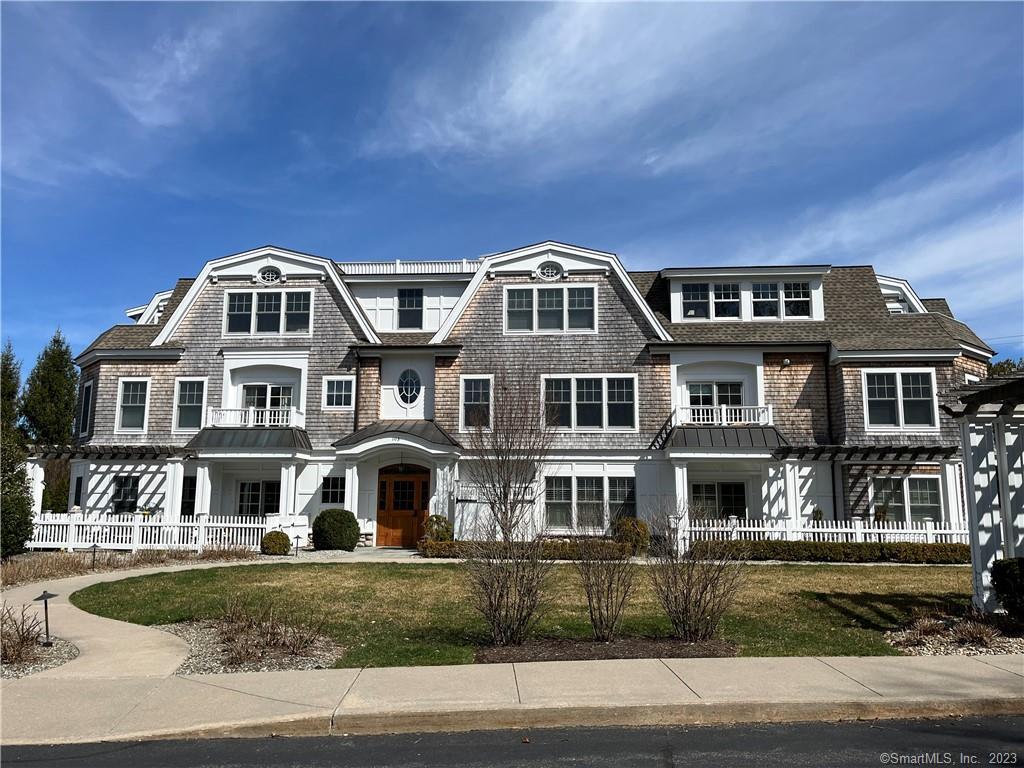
[30,242,992,547]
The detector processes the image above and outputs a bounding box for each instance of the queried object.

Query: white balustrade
[207,407,304,428]
[675,404,773,426]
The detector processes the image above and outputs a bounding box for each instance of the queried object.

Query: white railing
[679,517,968,545]
[28,512,271,552]
[338,258,482,275]
[207,407,304,428]
[675,405,773,426]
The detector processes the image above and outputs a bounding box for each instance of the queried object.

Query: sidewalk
[1,560,1021,745]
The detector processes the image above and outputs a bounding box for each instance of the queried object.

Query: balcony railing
[675,405,773,426]
[207,407,305,429]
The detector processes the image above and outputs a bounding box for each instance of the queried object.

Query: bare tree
[644,496,747,642]
[461,357,558,646]
[570,532,636,642]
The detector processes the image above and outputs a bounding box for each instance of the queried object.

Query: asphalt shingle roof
[629,266,992,354]
[77,278,195,358]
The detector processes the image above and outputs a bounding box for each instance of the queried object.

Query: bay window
[543,375,637,430]
[864,369,937,430]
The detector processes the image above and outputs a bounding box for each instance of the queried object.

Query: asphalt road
[5,717,1022,768]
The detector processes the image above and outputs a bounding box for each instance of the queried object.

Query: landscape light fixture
[33,591,58,647]
[294,534,301,557]
[90,543,100,568]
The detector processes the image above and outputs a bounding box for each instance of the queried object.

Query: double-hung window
[544,375,637,430]
[681,283,710,319]
[78,380,93,436]
[783,282,811,317]
[174,379,205,431]
[543,475,637,530]
[686,381,743,422]
[713,283,740,318]
[225,290,312,335]
[752,283,779,317]
[505,286,596,333]
[864,369,937,430]
[117,378,149,432]
[323,377,354,410]
[544,477,572,528]
[321,476,346,505]
[609,477,636,520]
[112,476,139,514]
[461,377,492,430]
[576,477,604,528]
[397,289,423,330]
[871,476,942,524]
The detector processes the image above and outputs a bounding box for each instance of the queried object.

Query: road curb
[8,696,1022,745]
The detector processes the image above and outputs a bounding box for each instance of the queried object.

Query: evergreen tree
[988,357,1024,377]
[0,341,34,557]
[21,329,78,445]
[1,339,21,433]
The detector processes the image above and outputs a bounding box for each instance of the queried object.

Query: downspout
[353,347,361,432]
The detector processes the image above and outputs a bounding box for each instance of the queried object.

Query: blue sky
[3,2,1022,367]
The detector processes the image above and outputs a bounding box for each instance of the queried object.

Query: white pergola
[946,374,1024,612]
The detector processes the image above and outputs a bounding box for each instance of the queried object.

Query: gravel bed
[1,638,79,679]
[884,626,1019,655]
[155,620,342,675]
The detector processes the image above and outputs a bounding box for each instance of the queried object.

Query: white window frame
[869,474,945,525]
[539,373,639,433]
[686,380,745,406]
[689,479,750,519]
[78,380,93,437]
[396,287,425,331]
[320,475,346,507]
[222,288,315,338]
[676,280,822,323]
[459,374,494,432]
[322,375,356,411]
[114,376,151,434]
[503,284,598,335]
[541,470,637,532]
[172,376,208,433]
[861,367,940,433]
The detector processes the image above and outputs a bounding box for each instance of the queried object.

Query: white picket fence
[28,512,270,553]
[681,518,969,545]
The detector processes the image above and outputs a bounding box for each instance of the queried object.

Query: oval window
[397,369,422,405]
[258,267,281,284]
[537,261,562,281]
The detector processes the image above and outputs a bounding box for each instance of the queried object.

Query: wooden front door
[376,466,430,547]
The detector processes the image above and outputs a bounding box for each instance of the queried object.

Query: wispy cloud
[368,4,1021,185]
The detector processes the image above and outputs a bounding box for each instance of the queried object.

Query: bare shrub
[462,359,557,646]
[950,619,999,648]
[646,499,747,642]
[909,616,947,637]
[216,594,329,664]
[1,602,42,663]
[571,534,636,642]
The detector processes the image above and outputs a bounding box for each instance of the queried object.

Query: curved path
[1,552,1021,746]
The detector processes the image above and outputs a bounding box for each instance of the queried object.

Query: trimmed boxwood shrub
[260,530,292,556]
[312,508,360,551]
[417,538,629,560]
[991,557,1024,620]
[423,514,454,543]
[690,540,970,564]
[611,517,650,556]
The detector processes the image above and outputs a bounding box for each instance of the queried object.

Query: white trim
[502,283,599,335]
[661,266,830,278]
[114,376,152,434]
[322,375,356,411]
[221,287,315,339]
[172,376,208,433]
[334,433,461,459]
[458,374,494,432]
[221,348,309,414]
[540,373,640,433]
[540,470,637,534]
[78,380,93,437]
[672,278,823,323]
[868,473,945,525]
[959,343,994,360]
[875,275,928,314]
[395,287,425,331]
[430,241,672,343]
[861,367,940,433]
[153,246,380,346]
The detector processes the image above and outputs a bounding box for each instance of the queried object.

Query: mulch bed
[475,637,736,664]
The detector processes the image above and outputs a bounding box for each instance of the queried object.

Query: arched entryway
[376,463,430,547]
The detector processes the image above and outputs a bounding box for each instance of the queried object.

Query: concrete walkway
[1,558,1021,745]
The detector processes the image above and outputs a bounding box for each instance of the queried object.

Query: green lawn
[69,562,972,667]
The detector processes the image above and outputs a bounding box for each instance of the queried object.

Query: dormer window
[681,284,709,318]
[783,282,811,317]
[752,283,779,318]
[713,284,740,318]
[668,270,825,323]
[397,288,424,329]
[505,285,596,334]
[224,290,312,336]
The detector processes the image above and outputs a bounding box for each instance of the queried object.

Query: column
[940,460,963,529]
[785,461,801,536]
[195,462,212,517]
[279,461,297,521]
[163,459,185,522]
[26,459,45,516]
[672,460,689,550]
[994,418,1017,559]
